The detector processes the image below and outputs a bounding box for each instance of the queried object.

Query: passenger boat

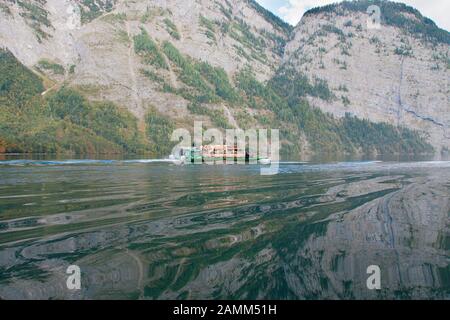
[170,145,271,165]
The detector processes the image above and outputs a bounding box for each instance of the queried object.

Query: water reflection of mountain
[286,172,450,299]
[0,165,449,299]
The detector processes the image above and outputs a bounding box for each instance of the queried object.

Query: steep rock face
[0,0,289,119]
[283,1,450,153]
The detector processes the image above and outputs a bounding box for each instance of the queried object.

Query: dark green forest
[0,49,153,155]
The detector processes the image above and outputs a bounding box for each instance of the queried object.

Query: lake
[0,159,449,299]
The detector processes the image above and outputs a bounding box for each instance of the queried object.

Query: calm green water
[0,160,449,299]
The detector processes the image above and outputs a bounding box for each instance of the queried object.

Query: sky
[255,0,450,31]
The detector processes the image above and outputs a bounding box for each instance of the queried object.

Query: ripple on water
[0,161,449,299]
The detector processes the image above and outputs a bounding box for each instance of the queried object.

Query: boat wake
[1,160,449,174]
[0,159,175,166]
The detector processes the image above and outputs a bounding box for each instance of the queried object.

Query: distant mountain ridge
[304,0,450,44]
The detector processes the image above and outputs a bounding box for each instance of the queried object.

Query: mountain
[0,0,447,157]
[282,0,450,154]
